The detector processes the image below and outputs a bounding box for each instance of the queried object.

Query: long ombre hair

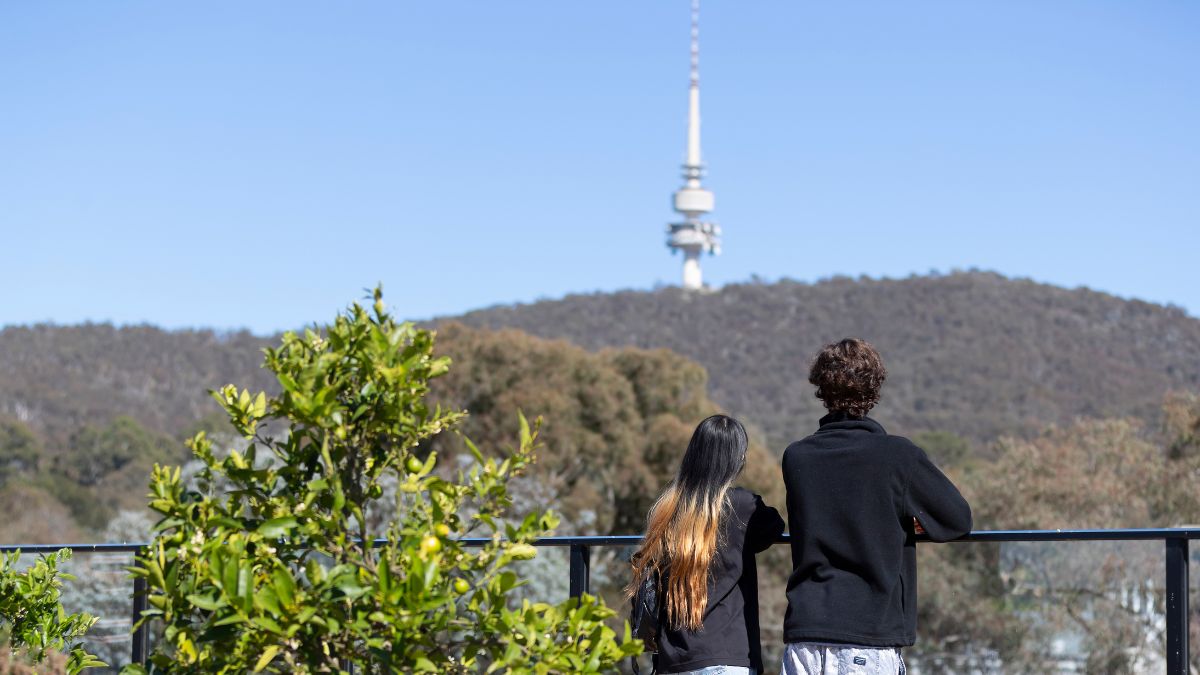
[627,414,748,631]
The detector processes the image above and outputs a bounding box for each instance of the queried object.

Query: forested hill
[0,324,276,445]
[2,271,1198,454]
[449,271,1200,449]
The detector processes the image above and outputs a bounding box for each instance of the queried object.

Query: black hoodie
[781,413,972,647]
[654,487,785,674]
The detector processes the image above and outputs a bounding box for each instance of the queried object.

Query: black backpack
[630,570,661,674]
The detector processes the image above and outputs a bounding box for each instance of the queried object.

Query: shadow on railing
[3,528,1196,673]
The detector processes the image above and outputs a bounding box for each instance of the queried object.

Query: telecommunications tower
[666,0,720,290]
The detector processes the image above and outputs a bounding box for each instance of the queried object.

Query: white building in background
[666,0,720,291]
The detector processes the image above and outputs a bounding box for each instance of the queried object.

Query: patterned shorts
[781,643,905,675]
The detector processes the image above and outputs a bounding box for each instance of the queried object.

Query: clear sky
[2,1,1197,333]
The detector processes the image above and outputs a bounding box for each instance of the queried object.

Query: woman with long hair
[628,414,785,674]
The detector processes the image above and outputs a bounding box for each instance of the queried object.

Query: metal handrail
[3,528,1194,672]
[6,527,1200,554]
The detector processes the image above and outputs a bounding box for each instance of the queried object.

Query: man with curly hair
[780,338,972,675]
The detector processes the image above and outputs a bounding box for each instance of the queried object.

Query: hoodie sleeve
[744,492,786,553]
[903,444,972,542]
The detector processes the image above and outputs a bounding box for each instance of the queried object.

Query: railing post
[569,544,591,599]
[1166,537,1189,674]
[131,572,148,666]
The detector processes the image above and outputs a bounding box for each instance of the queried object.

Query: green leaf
[252,391,268,417]
[518,411,531,447]
[257,517,298,538]
[335,576,369,599]
[212,613,246,627]
[296,606,318,624]
[185,594,226,611]
[271,567,296,607]
[251,616,284,634]
[254,645,281,672]
[222,555,239,596]
[255,587,282,617]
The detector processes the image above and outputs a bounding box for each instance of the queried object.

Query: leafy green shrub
[125,289,639,673]
[0,549,104,674]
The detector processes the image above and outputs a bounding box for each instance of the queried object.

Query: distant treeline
[451,271,1200,450]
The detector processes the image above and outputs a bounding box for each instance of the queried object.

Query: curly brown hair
[809,338,887,418]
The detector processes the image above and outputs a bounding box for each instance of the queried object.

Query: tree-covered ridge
[425,323,783,535]
[5,272,1197,455]
[0,321,782,544]
[450,271,1200,449]
[0,324,275,446]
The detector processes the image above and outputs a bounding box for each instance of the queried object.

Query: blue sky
[2,1,1197,333]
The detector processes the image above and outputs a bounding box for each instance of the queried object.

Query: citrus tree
[0,548,104,674]
[125,288,639,673]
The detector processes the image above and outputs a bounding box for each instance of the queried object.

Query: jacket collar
[817,411,886,434]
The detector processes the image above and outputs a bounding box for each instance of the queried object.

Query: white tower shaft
[666,0,720,291]
[686,86,702,186]
[682,249,703,289]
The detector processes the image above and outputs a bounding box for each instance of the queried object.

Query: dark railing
[3,528,1197,673]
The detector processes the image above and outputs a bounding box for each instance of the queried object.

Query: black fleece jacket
[781,413,972,647]
[654,487,785,674]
